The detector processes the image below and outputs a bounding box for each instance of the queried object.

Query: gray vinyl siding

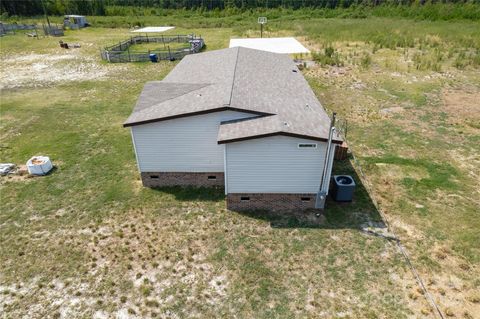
[131,111,254,172]
[225,136,331,194]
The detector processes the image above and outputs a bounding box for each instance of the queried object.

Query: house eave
[123,107,270,127]
[217,132,343,145]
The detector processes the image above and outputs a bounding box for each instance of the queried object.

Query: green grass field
[1,16,479,318]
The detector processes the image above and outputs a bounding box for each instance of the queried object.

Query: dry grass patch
[1,203,429,318]
[442,89,480,131]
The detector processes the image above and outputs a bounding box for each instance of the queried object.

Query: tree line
[1,0,479,16]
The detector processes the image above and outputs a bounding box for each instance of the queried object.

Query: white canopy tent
[131,26,175,33]
[229,37,310,54]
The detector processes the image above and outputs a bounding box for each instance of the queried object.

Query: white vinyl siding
[225,136,332,194]
[131,111,254,172]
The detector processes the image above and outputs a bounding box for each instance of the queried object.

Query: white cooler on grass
[26,156,53,175]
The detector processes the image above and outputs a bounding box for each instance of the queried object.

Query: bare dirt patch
[442,89,480,123]
[0,52,115,89]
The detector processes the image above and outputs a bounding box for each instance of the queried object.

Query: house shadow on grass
[149,158,384,231]
[234,158,385,230]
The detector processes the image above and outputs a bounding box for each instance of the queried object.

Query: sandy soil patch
[0,52,113,89]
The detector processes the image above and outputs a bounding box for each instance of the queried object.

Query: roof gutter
[217,131,343,145]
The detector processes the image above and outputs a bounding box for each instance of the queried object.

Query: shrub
[325,46,335,58]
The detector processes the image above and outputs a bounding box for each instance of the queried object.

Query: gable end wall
[131,111,255,173]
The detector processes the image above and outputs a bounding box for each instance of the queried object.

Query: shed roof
[229,37,310,54]
[124,47,342,144]
[131,26,175,33]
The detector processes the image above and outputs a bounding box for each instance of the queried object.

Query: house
[124,47,343,211]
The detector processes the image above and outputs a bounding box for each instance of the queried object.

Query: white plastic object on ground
[0,163,16,175]
[229,37,310,54]
[26,156,53,175]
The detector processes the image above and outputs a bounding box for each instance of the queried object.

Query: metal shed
[64,15,88,29]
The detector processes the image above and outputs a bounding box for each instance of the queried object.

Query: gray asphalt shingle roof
[124,46,342,144]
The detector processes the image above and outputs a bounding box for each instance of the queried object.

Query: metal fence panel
[101,35,204,63]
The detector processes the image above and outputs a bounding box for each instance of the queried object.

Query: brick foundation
[227,193,319,212]
[141,172,224,188]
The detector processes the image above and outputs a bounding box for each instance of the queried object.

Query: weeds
[473,49,480,66]
[140,285,152,297]
[145,299,160,307]
[360,52,372,69]
[312,46,343,66]
[412,51,442,72]
[453,49,480,69]
[370,34,415,50]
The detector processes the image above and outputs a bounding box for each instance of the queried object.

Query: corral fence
[0,22,64,37]
[42,24,64,37]
[0,22,37,36]
[101,34,204,63]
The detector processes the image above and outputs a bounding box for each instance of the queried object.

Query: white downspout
[315,112,336,209]
[130,128,141,173]
[323,143,336,194]
[223,144,228,195]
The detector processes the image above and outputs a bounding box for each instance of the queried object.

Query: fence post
[168,46,172,61]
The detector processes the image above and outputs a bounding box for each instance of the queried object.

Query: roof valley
[226,47,240,107]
